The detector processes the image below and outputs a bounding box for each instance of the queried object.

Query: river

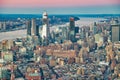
[0,18,107,41]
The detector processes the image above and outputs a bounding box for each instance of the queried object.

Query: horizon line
[0,13,120,15]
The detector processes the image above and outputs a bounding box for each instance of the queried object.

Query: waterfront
[0,29,26,41]
[0,17,107,41]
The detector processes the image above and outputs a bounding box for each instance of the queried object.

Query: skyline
[0,0,120,14]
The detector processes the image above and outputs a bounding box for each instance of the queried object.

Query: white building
[41,11,49,39]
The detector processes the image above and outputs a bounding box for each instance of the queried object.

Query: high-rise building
[75,27,79,33]
[3,22,6,30]
[41,11,49,39]
[26,20,31,35]
[0,22,6,30]
[50,31,55,43]
[31,18,36,36]
[41,11,50,45]
[0,22,2,29]
[80,27,85,39]
[111,24,120,42]
[69,17,75,42]
[36,25,39,36]
[69,17,75,31]
[93,22,97,34]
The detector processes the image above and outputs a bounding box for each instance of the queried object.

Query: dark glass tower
[36,25,39,36]
[26,20,31,35]
[69,17,75,42]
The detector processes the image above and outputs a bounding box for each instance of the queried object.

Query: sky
[0,0,120,14]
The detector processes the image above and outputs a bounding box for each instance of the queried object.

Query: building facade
[111,24,120,42]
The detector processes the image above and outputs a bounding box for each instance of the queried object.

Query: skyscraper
[3,22,6,30]
[31,18,37,36]
[93,22,97,34]
[69,17,75,31]
[111,24,120,42]
[41,11,49,39]
[36,25,39,36]
[75,27,79,33]
[0,22,2,29]
[81,27,85,39]
[0,22,6,30]
[69,17,75,42]
[41,11,50,45]
[26,20,31,35]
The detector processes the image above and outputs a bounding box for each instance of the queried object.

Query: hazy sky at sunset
[0,0,120,14]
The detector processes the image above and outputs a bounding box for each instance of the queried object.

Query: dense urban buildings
[0,11,120,80]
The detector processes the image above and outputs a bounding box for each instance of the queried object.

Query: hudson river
[0,18,106,41]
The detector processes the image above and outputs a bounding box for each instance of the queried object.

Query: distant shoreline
[0,17,108,41]
[0,14,120,21]
[0,14,120,15]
